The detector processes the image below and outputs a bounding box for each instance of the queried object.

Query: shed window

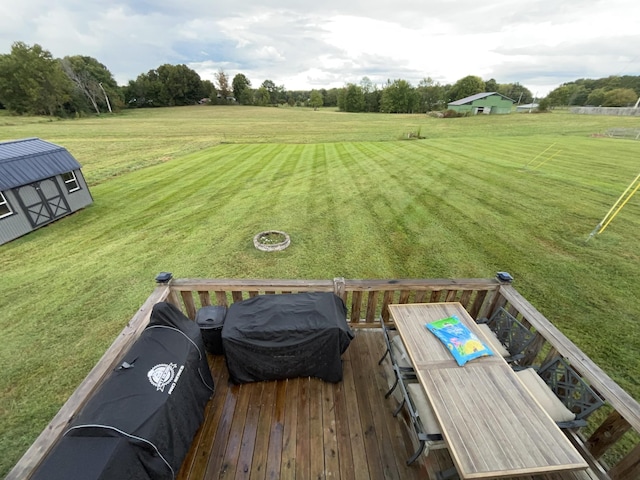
[62,171,80,192]
[0,192,13,219]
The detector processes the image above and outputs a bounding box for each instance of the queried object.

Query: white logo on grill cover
[147,363,177,392]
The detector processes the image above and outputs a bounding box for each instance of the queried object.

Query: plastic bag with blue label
[425,315,493,366]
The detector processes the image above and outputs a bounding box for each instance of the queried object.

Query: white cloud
[0,0,638,96]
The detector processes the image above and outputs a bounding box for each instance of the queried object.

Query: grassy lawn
[1,106,639,476]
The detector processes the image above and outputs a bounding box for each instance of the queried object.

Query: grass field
[1,106,639,476]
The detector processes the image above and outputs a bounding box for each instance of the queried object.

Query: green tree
[323,88,340,107]
[417,77,446,112]
[380,79,416,113]
[586,88,607,106]
[60,55,120,114]
[497,82,533,104]
[215,69,231,102]
[125,64,202,107]
[537,97,550,112]
[568,85,589,106]
[0,41,73,116]
[232,73,252,104]
[261,80,279,105]
[338,83,365,112]
[157,64,203,106]
[448,75,485,101]
[309,90,323,110]
[602,88,638,107]
[360,77,380,112]
[484,78,498,92]
[124,70,162,107]
[201,80,216,100]
[255,86,270,106]
[546,85,572,107]
[618,75,640,96]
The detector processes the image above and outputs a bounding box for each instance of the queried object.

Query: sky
[1,0,638,97]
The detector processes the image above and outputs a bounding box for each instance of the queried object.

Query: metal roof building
[447,92,514,115]
[0,138,93,245]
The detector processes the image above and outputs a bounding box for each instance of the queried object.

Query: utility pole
[99,82,113,113]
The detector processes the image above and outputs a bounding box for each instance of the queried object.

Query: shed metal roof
[0,138,82,190]
[448,92,515,106]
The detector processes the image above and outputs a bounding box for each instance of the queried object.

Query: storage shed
[0,138,93,245]
[447,92,514,115]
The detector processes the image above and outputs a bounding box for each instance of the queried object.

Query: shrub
[442,109,470,118]
[442,109,460,118]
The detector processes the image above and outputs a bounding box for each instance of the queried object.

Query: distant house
[216,93,237,102]
[516,103,539,112]
[0,138,93,245]
[447,92,515,115]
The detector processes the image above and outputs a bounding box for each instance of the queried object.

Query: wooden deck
[177,329,449,480]
[10,277,635,479]
[177,329,599,480]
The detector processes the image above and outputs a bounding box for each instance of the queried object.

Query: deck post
[333,277,346,302]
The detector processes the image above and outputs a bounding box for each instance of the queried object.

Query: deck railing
[8,276,640,480]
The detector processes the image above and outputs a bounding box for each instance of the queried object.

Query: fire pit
[253,230,291,252]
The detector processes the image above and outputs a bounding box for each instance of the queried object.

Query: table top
[388,302,588,479]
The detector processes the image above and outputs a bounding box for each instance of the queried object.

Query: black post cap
[496,272,514,283]
[155,272,173,283]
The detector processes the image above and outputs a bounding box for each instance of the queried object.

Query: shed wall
[0,189,32,245]
[0,171,93,246]
[65,170,93,211]
[449,104,472,113]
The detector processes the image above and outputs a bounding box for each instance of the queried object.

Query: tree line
[543,76,640,109]
[0,41,638,117]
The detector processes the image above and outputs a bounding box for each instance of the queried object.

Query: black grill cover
[31,302,214,480]
[222,292,353,384]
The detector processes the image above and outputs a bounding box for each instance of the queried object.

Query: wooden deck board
[280,378,298,480]
[177,330,594,480]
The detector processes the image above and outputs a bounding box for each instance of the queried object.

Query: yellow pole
[532,150,562,170]
[524,143,556,168]
[599,180,640,234]
[587,172,640,240]
[597,172,640,230]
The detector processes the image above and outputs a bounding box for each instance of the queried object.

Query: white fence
[570,106,640,116]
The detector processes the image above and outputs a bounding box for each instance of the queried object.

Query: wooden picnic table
[388,302,588,479]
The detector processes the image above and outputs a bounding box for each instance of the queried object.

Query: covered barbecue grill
[222,292,354,384]
[31,302,214,480]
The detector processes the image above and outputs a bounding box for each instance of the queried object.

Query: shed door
[16,178,71,228]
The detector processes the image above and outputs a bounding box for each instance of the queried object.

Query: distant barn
[0,138,93,245]
[447,92,514,115]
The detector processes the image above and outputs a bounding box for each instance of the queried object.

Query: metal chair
[394,367,447,465]
[516,357,605,429]
[378,319,447,465]
[378,319,416,398]
[477,307,536,365]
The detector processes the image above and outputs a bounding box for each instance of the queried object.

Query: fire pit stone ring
[253,230,291,252]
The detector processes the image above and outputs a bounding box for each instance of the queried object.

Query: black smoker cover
[31,302,214,480]
[222,292,354,384]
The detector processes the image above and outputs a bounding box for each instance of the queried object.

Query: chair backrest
[487,307,536,358]
[537,357,605,420]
